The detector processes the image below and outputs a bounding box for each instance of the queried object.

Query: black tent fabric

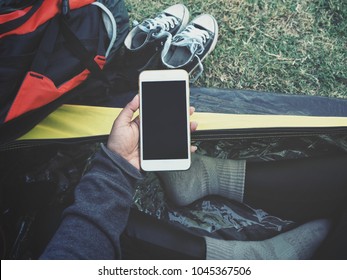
[190,87,347,116]
[67,86,347,116]
[0,87,346,259]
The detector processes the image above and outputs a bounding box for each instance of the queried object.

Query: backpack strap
[59,16,110,85]
[30,16,60,74]
[29,6,109,86]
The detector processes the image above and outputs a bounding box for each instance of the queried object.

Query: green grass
[125,0,347,98]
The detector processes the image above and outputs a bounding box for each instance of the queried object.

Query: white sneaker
[161,14,218,81]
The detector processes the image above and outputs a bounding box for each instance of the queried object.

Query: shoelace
[168,25,210,81]
[135,14,178,59]
[138,14,178,39]
[172,25,210,55]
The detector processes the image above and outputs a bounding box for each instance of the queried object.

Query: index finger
[190,106,195,116]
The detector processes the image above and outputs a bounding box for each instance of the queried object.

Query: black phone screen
[141,80,188,160]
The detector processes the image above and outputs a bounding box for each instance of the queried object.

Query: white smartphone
[139,69,191,171]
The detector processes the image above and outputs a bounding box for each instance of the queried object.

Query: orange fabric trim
[0,0,95,38]
[5,55,106,122]
[0,6,32,23]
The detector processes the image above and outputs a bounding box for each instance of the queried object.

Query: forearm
[40,144,143,259]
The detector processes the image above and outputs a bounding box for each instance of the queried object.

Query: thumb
[117,95,139,124]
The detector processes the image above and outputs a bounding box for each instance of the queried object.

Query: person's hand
[107,94,198,170]
[107,94,141,170]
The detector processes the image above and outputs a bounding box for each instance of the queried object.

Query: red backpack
[0,0,130,144]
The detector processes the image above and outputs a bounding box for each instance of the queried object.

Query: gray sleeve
[40,144,143,259]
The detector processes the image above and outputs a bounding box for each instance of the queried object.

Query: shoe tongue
[172,34,193,47]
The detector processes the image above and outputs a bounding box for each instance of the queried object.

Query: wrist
[101,143,143,180]
[106,146,140,171]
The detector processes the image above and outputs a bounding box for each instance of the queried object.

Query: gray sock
[205,219,331,259]
[157,153,246,206]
